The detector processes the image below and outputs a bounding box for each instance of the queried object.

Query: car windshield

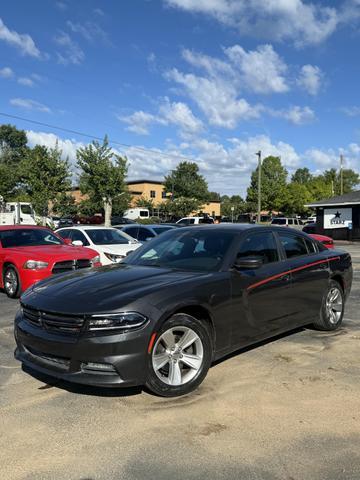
[85,228,133,245]
[272,218,286,225]
[124,229,235,272]
[20,205,33,215]
[0,228,63,248]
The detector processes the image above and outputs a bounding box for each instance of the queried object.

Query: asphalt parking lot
[1,244,359,480]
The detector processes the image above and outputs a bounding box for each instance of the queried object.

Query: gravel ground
[0,244,359,480]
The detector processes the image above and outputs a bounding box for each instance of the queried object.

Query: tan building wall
[69,181,221,218]
[127,180,168,207]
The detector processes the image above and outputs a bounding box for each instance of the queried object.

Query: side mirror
[234,256,263,270]
[145,237,153,242]
[72,240,83,246]
[63,238,72,245]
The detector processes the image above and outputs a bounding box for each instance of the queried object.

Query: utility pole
[256,150,262,223]
[340,154,344,196]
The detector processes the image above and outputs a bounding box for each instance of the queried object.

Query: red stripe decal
[148,332,157,354]
[247,256,340,292]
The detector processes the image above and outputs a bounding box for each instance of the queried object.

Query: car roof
[57,225,119,231]
[0,225,50,231]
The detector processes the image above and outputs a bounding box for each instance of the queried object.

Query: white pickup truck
[0,201,37,226]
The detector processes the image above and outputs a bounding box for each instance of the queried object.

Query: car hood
[5,244,98,261]
[21,264,202,314]
[94,243,140,255]
[96,243,141,255]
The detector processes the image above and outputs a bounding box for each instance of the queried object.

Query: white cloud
[54,32,84,65]
[93,8,105,16]
[164,0,339,47]
[66,21,108,43]
[340,106,360,117]
[17,76,35,87]
[166,67,261,128]
[0,66,13,78]
[10,98,51,113]
[224,44,289,94]
[22,129,359,196]
[159,98,203,135]
[270,105,316,125]
[118,111,160,135]
[0,17,42,58]
[119,98,203,136]
[297,64,323,95]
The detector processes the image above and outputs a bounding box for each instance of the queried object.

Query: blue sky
[0,0,360,195]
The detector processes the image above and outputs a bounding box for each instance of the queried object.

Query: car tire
[3,265,21,299]
[313,280,344,331]
[146,313,213,397]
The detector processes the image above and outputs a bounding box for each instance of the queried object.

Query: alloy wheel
[152,326,204,386]
[325,286,343,325]
[4,269,18,297]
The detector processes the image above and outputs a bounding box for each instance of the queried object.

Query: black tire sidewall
[319,280,345,330]
[3,266,21,299]
[146,314,212,397]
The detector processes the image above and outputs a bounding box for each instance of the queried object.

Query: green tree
[0,124,29,199]
[135,196,155,210]
[77,136,128,226]
[280,183,312,215]
[165,197,200,218]
[164,162,209,208]
[291,167,313,184]
[53,193,78,217]
[22,144,72,223]
[220,195,246,218]
[247,156,288,211]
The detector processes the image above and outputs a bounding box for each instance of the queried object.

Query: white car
[176,216,214,225]
[56,226,141,265]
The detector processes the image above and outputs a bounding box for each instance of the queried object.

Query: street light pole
[256,150,262,223]
[340,154,344,196]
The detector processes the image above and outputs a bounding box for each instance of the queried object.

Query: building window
[162,191,167,199]
[150,190,156,198]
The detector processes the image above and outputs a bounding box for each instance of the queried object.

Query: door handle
[279,274,291,282]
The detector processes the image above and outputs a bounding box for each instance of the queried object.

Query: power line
[0,111,196,163]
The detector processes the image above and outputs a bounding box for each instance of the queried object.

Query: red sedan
[309,233,335,249]
[0,226,101,298]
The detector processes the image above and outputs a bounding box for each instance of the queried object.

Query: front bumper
[14,310,150,388]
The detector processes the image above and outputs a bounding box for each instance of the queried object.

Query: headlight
[88,312,148,331]
[91,255,101,265]
[23,260,49,270]
[104,252,125,263]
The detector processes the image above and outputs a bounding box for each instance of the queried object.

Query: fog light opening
[81,362,116,372]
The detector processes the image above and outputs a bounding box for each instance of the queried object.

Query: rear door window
[278,233,308,259]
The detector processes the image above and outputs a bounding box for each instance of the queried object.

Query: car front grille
[24,345,70,370]
[22,305,85,335]
[52,259,92,274]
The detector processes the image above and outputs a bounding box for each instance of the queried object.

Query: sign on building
[324,208,352,229]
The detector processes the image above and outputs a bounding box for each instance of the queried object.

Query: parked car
[15,225,352,397]
[0,226,101,298]
[73,215,104,225]
[111,216,136,226]
[271,217,303,229]
[176,216,214,225]
[56,226,141,265]
[303,222,317,234]
[51,217,74,229]
[309,233,334,249]
[118,224,177,242]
